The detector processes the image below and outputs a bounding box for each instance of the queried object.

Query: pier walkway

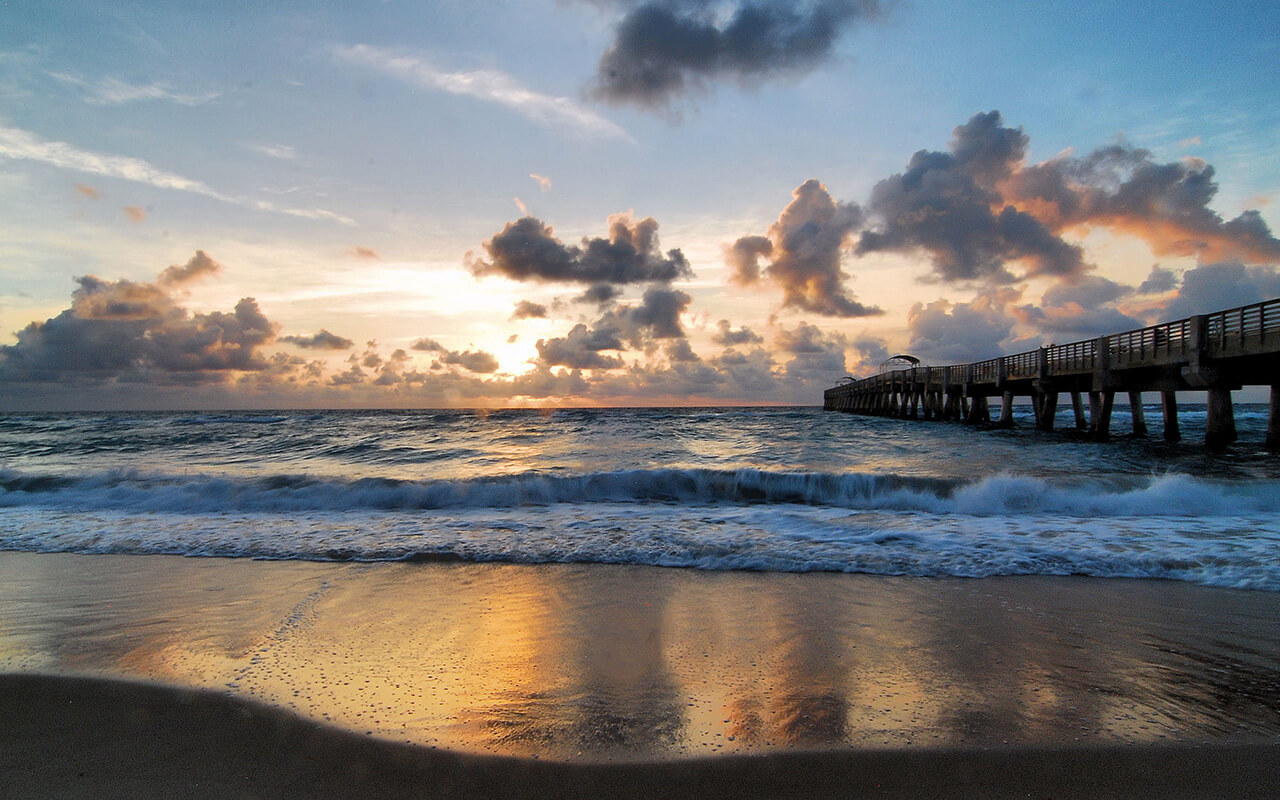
[823,298,1280,450]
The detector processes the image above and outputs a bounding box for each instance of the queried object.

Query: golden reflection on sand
[3,553,1280,759]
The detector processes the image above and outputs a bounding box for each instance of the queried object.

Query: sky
[2,0,1279,410]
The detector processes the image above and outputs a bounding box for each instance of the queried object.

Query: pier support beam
[1037,391,1058,432]
[1205,387,1238,451]
[1268,385,1280,451]
[998,391,1015,427]
[1070,392,1087,430]
[965,396,989,425]
[1161,391,1181,442]
[1128,392,1148,437]
[1089,391,1115,441]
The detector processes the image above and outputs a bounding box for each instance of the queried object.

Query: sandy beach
[4,552,1280,796]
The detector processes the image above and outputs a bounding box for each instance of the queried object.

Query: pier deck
[823,298,1280,450]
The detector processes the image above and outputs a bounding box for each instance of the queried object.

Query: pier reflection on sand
[2,552,1280,760]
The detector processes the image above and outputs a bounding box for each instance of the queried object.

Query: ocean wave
[1,502,1278,590]
[2,467,1278,518]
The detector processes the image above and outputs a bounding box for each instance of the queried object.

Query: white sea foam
[1,502,1277,590]
[2,468,1277,516]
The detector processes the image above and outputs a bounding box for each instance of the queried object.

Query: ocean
[2,404,1280,590]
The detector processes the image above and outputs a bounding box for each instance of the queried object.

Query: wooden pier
[823,298,1280,450]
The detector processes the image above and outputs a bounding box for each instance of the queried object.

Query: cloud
[122,205,146,223]
[1137,265,1178,294]
[158,250,221,286]
[74,183,99,199]
[533,284,691,369]
[335,44,631,141]
[846,333,889,375]
[51,73,220,106]
[536,323,626,369]
[601,284,692,343]
[530,173,552,192]
[280,329,355,350]
[906,294,1018,364]
[665,338,701,362]
[510,300,549,320]
[857,111,1087,282]
[0,124,353,224]
[440,349,501,374]
[729,179,881,317]
[408,338,500,373]
[573,284,623,306]
[729,111,1278,297]
[0,254,278,384]
[774,322,847,381]
[712,319,763,346]
[347,246,380,259]
[247,143,298,160]
[514,196,529,216]
[590,0,885,109]
[468,213,693,285]
[1009,144,1280,265]
[1016,276,1142,338]
[1155,262,1280,321]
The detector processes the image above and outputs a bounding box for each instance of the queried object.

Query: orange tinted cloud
[122,205,146,222]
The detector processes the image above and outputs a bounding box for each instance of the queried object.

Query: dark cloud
[712,319,763,346]
[604,284,692,343]
[665,338,701,362]
[468,214,693,285]
[533,284,691,369]
[510,300,549,320]
[1010,145,1280,265]
[857,111,1087,282]
[535,323,626,370]
[280,329,354,350]
[0,256,276,384]
[590,0,885,109]
[1137,265,1178,294]
[573,283,623,306]
[1041,274,1131,310]
[409,338,500,372]
[729,179,880,317]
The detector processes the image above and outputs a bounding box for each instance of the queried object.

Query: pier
[823,298,1280,450]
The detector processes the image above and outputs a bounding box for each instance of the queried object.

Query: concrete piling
[1128,392,1148,437]
[1161,391,1181,442]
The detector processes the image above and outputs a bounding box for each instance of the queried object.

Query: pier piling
[1269,385,1280,451]
[1161,391,1181,442]
[1205,387,1238,451]
[1128,392,1148,437]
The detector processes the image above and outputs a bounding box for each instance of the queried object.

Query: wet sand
[3,552,1280,795]
[4,673,1280,800]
